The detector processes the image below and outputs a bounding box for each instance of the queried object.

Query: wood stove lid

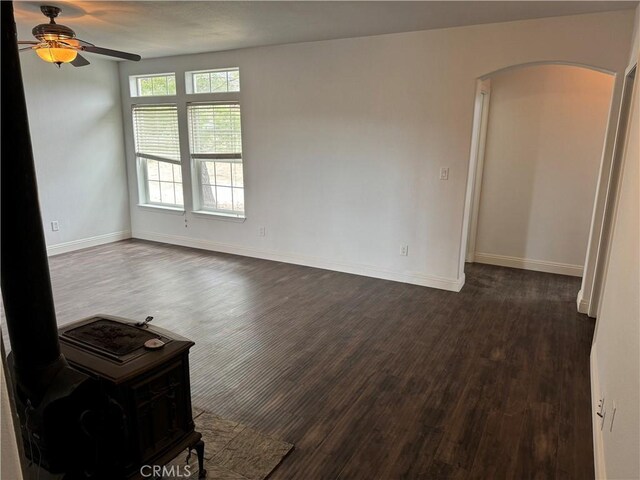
[59,315,194,383]
[64,319,160,356]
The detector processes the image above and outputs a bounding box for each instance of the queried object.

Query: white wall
[119,10,634,291]
[591,7,640,479]
[20,54,131,255]
[474,65,614,276]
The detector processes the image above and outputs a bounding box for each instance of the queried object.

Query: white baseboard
[590,349,607,479]
[577,289,590,314]
[134,230,465,292]
[473,252,584,277]
[47,230,131,256]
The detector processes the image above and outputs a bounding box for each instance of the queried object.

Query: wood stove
[1,5,206,477]
[58,315,206,479]
[6,312,208,480]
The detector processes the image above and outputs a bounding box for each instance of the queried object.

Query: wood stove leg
[194,439,206,478]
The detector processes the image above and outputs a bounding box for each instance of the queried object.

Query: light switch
[440,167,449,180]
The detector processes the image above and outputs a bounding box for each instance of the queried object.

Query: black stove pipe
[1,6,130,477]
[1,1,67,401]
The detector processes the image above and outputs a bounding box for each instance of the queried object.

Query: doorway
[461,64,616,292]
[587,64,636,319]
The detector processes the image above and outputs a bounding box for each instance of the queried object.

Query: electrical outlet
[440,167,449,181]
[400,245,409,256]
[51,221,59,232]
[259,227,266,237]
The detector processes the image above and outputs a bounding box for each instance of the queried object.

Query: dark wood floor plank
[0,239,596,479]
[514,402,560,480]
[468,410,525,480]
[423,459,469,480]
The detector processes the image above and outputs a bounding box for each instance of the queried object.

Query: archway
[459,61,619,314]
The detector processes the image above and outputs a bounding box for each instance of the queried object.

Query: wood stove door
[131,359,189,460]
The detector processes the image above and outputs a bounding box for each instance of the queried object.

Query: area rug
[167,410,294,480]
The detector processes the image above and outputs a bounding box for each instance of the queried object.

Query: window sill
[191,210,246,222]
[137,204,185,215]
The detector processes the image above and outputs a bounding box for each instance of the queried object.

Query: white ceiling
[14,1,638,60]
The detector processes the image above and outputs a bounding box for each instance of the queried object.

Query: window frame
[185,67,240,95]
[188,101,245,217]
[139,156,184,209]
[129,73,177,97]
[131,103,184,208]
[125,67,246,219]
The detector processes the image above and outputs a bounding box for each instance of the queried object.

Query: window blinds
[187,103,242,158]
[132,105,181,164]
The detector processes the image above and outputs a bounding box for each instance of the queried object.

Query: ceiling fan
[18,5,141,68]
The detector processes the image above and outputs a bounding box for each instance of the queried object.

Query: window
[185,68,240,94]
[188,103,244,216]
[130,73,176,97]
[127,68,244,217]
[132,105,183,207]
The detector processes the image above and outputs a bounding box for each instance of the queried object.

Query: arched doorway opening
[459,61,621,314]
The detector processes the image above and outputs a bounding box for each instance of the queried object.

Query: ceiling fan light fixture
[20,5,140,68]
[35,46,77,65]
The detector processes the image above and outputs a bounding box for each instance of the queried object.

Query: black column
[1,1,65,397]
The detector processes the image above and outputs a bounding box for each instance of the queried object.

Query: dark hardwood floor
[1,239,595,479]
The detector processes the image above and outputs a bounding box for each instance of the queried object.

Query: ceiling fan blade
[74,38,95,47]
[18,41,39,45]
[59,39,81,48]
[81,45,140,61]
[19,47,35,52]
[71,53,90,67]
